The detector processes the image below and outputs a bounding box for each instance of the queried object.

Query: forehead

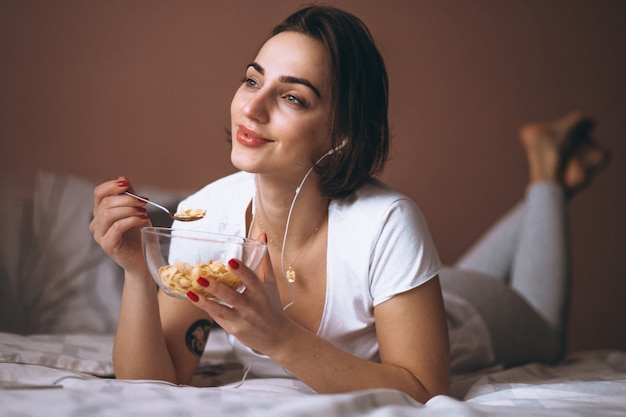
[254,31,330,91]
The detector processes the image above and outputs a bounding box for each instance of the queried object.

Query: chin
[230,151,260,174]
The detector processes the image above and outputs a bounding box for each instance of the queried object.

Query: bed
[1,171,625,416]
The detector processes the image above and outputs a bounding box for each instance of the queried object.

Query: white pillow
[0,180,33,333]
[17,171,192,335]
[0,328,239,380]
[0,332,115,376]
[22,171,124,334]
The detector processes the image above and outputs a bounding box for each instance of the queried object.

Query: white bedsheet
[1,331,625,417]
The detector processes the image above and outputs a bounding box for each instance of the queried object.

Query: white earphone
[316,138,348,163]
[329,137,348,154]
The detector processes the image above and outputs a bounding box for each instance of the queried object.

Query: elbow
[401,368,450,404]
[411,385,450,405]
[416,382,450,404]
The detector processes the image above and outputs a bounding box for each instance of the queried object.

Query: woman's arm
[113,270,212,384]
[272,277,449,402]
[90,177,208,384]
[374,276,450,398]
[191,256,450,403]
[113,271,174,381]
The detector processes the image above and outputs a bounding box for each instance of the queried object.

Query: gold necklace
[257,212,326,283]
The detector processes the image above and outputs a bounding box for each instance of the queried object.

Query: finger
[188,280,241,316]
[93,177,126,214]
[93,176,147,213]
[186,288,249,336]
[98,213,149,242]
[90,204,150,260]
[223,258,266,296]
[92,182,148,233]
[91,197,149,237]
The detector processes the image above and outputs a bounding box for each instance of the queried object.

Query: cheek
[230,90,242,120]
[286,118,324,143]
[308,118,333,152]
[230,85,253,121]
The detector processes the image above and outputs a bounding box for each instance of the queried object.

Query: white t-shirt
[173,171,442,378]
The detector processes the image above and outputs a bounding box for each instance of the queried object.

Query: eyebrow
[247,62,322,98]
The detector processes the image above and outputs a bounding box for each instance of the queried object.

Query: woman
[91,6,449,403]
[91,5,611,401]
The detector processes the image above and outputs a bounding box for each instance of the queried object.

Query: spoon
[124,191,205,222]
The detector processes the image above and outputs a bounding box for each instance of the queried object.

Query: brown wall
[2,0,625,351]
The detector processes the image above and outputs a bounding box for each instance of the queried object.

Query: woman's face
[230,31,332,179]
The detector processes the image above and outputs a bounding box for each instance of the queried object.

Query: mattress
[1,330,625,417]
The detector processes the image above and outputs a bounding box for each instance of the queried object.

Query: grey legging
[440,181,569,367]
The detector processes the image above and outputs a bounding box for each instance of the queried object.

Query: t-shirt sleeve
[369,198,441,306]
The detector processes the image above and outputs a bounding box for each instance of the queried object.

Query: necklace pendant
[286,267,296,283]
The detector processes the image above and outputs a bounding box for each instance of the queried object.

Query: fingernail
[187,291,199,302]
[228,259,239,270]
[136,207,147,213]
[139,214,150,220]
[197,277,209,287]
[117,180,130,187]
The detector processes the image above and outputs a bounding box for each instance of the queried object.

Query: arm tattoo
[185,319,212,356]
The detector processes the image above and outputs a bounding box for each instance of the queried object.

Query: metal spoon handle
[124,191,173,217]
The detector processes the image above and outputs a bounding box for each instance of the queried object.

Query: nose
[242,90,270,124]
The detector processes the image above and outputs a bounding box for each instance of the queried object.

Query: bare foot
[519,112,584,183]
[562,138,611,196]
[519,112,610,197]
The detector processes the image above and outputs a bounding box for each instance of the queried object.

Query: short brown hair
[272,5,390,198]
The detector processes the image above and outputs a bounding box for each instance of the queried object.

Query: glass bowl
[141,227,267,300]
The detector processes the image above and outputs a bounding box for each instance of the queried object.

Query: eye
[240,77,259,89]
[283,94,306,107]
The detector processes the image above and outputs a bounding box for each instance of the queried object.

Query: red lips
[236,125,272,148]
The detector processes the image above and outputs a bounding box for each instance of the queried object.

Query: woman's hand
[90,177,151,276]
[186,236,295,355]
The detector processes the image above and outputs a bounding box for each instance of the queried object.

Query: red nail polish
[197,277,209,287]
[117,180,130,187]
[139,214,150,220]
[136,207,147,213]
[187,291,199,302]
[228,259,239,270]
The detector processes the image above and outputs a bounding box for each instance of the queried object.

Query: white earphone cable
[253,141,344,310]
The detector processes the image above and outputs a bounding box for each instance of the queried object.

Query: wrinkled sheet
[1,331,625,417]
